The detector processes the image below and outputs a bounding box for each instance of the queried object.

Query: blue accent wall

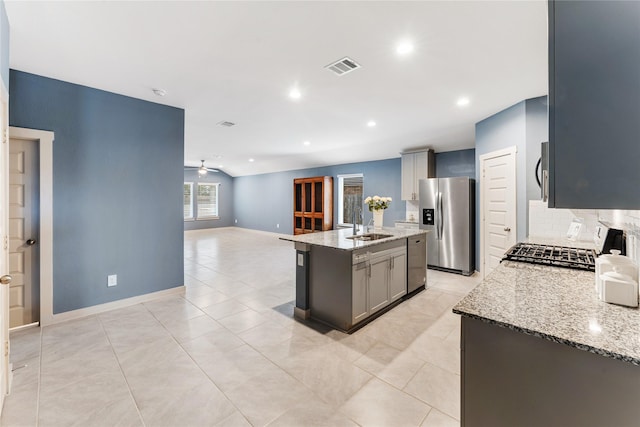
[435,149,475,178]
[0,1,8,89]
[9,70,185,314]
[475,101,527,271]
[184,168,234,230]
[475,96,548,271]
[233,158,403,234]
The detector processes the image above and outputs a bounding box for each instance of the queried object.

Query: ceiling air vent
[325,57,361,76]
[217,121,236,127]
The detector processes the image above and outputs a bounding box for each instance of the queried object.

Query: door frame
[0,81,8,407]
[479,146,517,278]
[9,127,54,325]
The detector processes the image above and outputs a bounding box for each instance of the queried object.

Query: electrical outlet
[276,224,280,228]
[107,274,117,287]
[234,219,238,224]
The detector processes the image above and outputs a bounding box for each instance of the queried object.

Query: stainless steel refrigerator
[419,177,475,276]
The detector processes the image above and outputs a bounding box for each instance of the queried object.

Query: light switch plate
[297,254,304,267]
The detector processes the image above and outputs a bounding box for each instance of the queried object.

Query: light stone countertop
[279,227,427,251]
[453,260,640,366]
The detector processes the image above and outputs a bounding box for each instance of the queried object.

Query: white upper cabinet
[401,149,435,201]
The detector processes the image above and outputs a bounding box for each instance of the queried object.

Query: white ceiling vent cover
[217,121,236,127]
[325,57,361,76]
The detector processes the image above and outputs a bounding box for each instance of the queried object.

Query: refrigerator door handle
[440,193,444,240]
[437,191,443,241]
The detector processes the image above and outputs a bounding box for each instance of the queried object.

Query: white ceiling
[5,0,548,177]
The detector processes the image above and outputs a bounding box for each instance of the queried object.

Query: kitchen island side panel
[309,246,353,331]
[461,316,640,427]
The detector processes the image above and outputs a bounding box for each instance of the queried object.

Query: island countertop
[280,227,427,251]
[453,261,640,365]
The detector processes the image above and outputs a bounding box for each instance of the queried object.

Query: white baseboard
[41,285,185,327]
[185,226,292,239]
[9,322,39,333]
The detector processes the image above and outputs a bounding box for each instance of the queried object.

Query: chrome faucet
[352,207,360,235]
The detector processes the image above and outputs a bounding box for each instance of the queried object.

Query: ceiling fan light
[198,160,208,175]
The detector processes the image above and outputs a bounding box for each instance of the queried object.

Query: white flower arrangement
[364,195,392,211]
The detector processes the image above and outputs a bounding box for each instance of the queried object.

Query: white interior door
[480,147,517,278]
[0,89,11,409]
[8,139,39,328]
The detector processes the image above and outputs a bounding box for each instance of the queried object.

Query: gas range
[501,242,596,272]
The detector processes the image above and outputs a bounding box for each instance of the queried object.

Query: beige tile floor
[1,227,482,427]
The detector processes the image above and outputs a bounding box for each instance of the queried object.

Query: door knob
[0,275,11,285]
[504,227,511,232]
[26,239,36,246]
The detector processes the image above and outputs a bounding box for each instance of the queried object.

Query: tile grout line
[181,277,358,426]
[142,297,255,427]
[95,314,147,427]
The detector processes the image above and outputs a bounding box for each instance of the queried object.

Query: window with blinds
[197,183,219,219]
[184,182,193,219]
[338,174,364,225]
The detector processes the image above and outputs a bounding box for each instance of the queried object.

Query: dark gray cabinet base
[461,316,640,427]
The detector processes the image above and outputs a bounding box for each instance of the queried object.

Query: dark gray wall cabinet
[549,0,640,208]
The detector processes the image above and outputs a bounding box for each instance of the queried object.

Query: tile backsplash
[529,200,640,265]
[529,200,599,242]
[405,200,419,222]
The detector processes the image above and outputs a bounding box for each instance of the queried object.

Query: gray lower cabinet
[351,245,407,326]
[461,316,640,426]
[352,262,368,324]
[308,238,408,332]
[389,251,407,302]
[369,255,391,314]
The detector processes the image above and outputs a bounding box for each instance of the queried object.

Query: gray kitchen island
[281,227,427,333]
[453,260,640,427]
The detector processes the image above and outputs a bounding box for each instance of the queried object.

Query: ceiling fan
[185,160,219,175]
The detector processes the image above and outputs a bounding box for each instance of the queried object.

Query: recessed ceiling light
[289,88,301,100]
[367,120,377,127]
[396,40,414,56]
[248,158,255,162]
[303,141,311,146]
[457,97,470,107]
[152,88,166,97]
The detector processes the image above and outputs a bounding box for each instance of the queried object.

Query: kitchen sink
[346,233,394,241]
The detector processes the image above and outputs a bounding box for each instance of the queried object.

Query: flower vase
[373,209,384,229]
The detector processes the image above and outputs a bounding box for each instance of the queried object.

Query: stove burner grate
[501,242,596,271]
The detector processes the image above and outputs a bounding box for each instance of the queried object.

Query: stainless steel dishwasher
[407,235,427,294]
